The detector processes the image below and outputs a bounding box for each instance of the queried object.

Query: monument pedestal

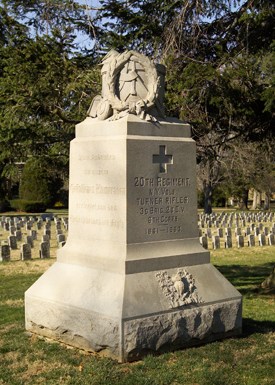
[25,115,242,362]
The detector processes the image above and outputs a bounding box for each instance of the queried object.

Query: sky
[74,0,102,50]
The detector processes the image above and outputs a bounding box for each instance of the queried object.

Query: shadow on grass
[241,317,275,336]
[214,262,275,295]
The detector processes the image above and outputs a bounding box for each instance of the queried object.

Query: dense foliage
[19,157,62,207]
[0,0,274,211]
[0,0,101,203]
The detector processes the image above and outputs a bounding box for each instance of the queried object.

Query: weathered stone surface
[26,297,120,359]
[123,300,242,361]
[25,260,241,361]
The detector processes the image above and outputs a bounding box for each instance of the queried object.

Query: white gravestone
[25,50,242,362]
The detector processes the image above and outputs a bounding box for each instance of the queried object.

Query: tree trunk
[263,192,270,210]
[203,180,213,214]
[238,189,249,210]
[252,189,261,210]
[260,266,275,293]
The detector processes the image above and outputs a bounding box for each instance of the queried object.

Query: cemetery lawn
[0,247,274,385]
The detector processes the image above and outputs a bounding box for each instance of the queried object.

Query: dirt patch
[0,299,24,307]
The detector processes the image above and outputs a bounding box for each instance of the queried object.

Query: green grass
[0,247,275,385]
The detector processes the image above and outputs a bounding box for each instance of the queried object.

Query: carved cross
[153,145,173,173]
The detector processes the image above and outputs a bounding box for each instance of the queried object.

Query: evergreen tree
[0,1,101,192]
[0,0,274,212]
[162,1,274,212]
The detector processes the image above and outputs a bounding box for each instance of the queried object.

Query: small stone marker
[40,242,50,258]
[237,235,244,248]
[44,227,51,237]
[56,221,62,230]
[199,235,208,249]
[0,244,10,261]
[25,235,34,248]
[258,234,266,246]
[8,235,17,250]
[244,227,251,236]
[9,226,16,235]
[15,230,22,241]
[42,234,50,243]
[217,228,223,237]
[31,229,37,240]
[235,227,241,236]
[225,235,232,248]
[264,227,269,236]
[267,233,275,246]
[212,235,220,249]
[57,234,66,245]
[25,222,32,231]
[206,228,212,238]
[225,228,232,237]
[37,221,42,230]
[248,234,255,247]
[21,243,32,260]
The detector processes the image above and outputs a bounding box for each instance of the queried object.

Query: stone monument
[25,50,242,362]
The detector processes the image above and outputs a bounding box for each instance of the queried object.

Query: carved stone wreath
[155,269,203,309]
[105,50,159,119]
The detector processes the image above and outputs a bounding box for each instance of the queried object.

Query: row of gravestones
[198,211,275,249]
[198,211,274,228]
[199,223,275,238]
[0,215,68,262]
[200,232,275,250]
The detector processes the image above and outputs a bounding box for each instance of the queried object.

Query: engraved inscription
[134,177,190,187]
[70,215,124,229]
[70,184,125,195]
[78,154,116,161]
[74,203,117,211]
[84,169,108,175]
[134,175,191,236]
[70,151,124,231]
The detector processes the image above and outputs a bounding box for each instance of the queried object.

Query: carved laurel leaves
[104,50,159,118]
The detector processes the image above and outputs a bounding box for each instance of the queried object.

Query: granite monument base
[25,259,241,362]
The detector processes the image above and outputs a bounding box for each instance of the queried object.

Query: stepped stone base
[25,260,242,362]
